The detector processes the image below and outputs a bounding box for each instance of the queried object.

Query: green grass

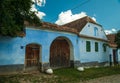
[54,66,120,82]
[0,66,120,83]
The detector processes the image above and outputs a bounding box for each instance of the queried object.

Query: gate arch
[50,36,73,68]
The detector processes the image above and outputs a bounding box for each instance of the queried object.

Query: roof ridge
[63,16,102,32]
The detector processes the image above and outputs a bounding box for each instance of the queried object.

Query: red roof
[41,22,78,34]
[107,34,117,48]
[24,21,78,34]
[63,16,102,32]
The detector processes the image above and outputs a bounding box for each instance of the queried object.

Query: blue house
[0,16,111,72]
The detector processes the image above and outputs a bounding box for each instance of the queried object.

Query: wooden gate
[25,44,40,67]
[50,38,70,68]
[113,49,118,65]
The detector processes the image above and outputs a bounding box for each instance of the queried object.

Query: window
[95,42,98,52]
[86,41,91,52]
[103,44,107,52]
[94,27,98,36]
[88,25,90,27]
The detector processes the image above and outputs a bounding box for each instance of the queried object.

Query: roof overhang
[78,34,108,42]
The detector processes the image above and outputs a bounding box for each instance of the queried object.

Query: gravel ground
[0,72,120,83]
[80,74,120,83]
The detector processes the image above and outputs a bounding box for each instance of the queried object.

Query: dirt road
[81,74,120,83]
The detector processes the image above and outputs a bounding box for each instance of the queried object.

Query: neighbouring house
[107,34,120,65]
[0,16,117,73]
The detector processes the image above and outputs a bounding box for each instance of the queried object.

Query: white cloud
[32,0,46,6]
[91,17,96,22]
[31,0,46,19]
[31,5,37,12]
[105,28,117,34]
[36,11,46,19]
[55,10,96,25]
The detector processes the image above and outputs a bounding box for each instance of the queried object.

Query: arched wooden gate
[50,37,70,68]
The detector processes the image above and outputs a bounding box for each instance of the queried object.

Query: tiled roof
[63,16,102,32]
[24,21,78,34]
[41,22,78,34]
[107,34,117,48]
[24,16,101,34]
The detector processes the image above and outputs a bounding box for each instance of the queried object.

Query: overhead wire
[49,0,90,23]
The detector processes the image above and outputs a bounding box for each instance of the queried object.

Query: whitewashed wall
[78,22,108,63]
[80,22,107,40]
[79,38,108,63]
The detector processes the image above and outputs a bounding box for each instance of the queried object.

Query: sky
[32,0,120,34]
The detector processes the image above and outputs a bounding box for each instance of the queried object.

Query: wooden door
[50,39,70,68]
[113,49,118,65]
[26,44,40,67]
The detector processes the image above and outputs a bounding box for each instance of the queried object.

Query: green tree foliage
[115,30,120,48]
[0,0,41,37]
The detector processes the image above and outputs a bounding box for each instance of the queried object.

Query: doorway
[113,49,118,65]
[25,44,40,67]
[50,37,71,68]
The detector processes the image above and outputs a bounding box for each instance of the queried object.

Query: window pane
[86,41,91,52]
[95,42,98,52]
[94,27,98,36]
[103,44,106,52]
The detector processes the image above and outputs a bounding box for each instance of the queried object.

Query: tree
[0,0,41,37]
[115,30,120,48]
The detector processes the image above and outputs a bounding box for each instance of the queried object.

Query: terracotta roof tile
[24,21,78,34]
[107,34,117,48]
[41,22,78,34]
[63,16,102,32]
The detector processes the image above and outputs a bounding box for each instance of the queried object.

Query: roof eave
[79,34,108,42]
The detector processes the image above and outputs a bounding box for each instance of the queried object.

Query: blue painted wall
[0,36,25,65]
[79,38,108,63]
[0,27,79,65]
[0,27,109,66]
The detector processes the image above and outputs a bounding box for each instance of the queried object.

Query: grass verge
[54,66,120,82]
[0,66,120,83]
